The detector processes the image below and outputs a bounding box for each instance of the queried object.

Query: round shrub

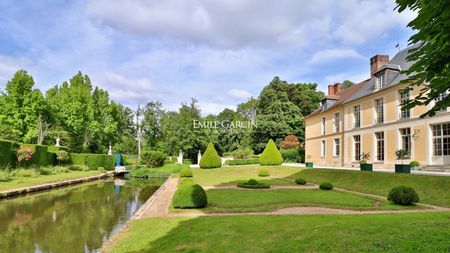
[237,179,270,189]
[295,178,307,185]
[280,149,300,162]
[319,182,333,190]
[387,185,419,205]
[259,139,283,166]
[258,169,270,177]
[141,150,166,167]
[172,183,207,208]
[199,143,222,169]
[180,168,193,177]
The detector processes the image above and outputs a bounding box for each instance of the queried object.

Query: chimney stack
[327,83,342,95]
[370,55,389,77]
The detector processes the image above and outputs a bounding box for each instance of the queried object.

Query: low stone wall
[0,172,113,199]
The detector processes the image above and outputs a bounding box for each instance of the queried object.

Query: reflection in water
[0,178,164,253]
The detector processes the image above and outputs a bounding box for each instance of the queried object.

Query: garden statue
[177,150,183,164]
[55,137,60,146]
[108,143,113,155]
[197,150,202,165]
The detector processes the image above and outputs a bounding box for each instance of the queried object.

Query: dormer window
[321,100,327,111]
[376,74,385,90]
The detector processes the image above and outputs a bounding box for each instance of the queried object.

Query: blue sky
[0,0,415,115]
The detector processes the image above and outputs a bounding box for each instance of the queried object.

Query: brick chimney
[370,55,389,77]
[327,83,342,95]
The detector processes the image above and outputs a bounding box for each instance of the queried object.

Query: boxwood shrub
[199,143,221,169]
[180,168,193,177]
[22,144,53,167]
[319,182,333,190]
[280,149,300,162]
[258,169,270,177]
[295,178,307,185]
[259,139,283,166]
[237,179,270,189]
[387,185,419,205]
[141,150,166,167]
[172,183,207,208]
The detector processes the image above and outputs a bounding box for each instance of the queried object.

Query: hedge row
[0,139,18,168]
[225,158,259,166]
[70,153,115,170]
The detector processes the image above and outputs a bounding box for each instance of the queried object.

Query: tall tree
[141,101,165,149]
[342,80,355,89]
[396,0,450,117]
[0,70,46,143]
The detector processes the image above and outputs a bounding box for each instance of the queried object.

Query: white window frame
[432,123,450,156]
[353,135,361,161]
[375,131,385,161]
[376,74,385,90]
[334,112,340,133]
[333,138,340,157]
[399,128,412,157]
[353,105,361,128]
[399,89,411,119]
[374,98,384,124]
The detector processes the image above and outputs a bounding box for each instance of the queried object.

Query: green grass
[287,169,450,207]
[186,165,302,186]
[179,189,418,213]
[0,170,103,192]
[108,212,450,253]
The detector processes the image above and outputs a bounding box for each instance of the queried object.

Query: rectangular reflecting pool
[0,177,165,253]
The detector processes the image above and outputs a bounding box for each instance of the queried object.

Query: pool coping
[0,171,113,199]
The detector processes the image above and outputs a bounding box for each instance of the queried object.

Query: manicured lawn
[187,166,302,186]
[287,169,450,207]
[0,170,103,192]
[192,189,419,213]
[108,212,450,253]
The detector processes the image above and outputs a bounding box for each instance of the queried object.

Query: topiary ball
[199,142,222,169]
[172,183,207,208]
[295,178,307,185]
[180,168,193,177]
[259,139,283,166]
[247,179,259,185]
[258,169,270,177]
[319,182,333,190]
[387,185,419,205]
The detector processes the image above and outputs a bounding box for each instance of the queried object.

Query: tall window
[334,138,340,156]
[321,140,326,157]
[432,123,450,156]
[353,135,361,161]
[353,105,361,128]
[435,92,449,112]
[375,98,384,124]
[321,117,326,135]
[399,128,411,156]
[375,132,384,161]
[334,113,340,132]
[376,74,385,89]
[399,89,410,119]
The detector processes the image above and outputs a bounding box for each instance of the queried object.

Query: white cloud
[0,54,30,86]
[86,0,333,48]
[228,89,252,99]
[308,48,364,64]
[198,102,236,116]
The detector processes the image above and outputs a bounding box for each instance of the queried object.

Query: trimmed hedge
[225,158,259,166]
[141,150,166,167]
[47,146,70,153]
[280,149,300,162]
[258,169,270,177]
[0,139,18,168]
[180,168,193,177]
[295,178,307,185]
[172,183,208,208]
[70,153,115,170]
[199,143,222,169]
[21,144,54,167]
[319,182,334,190]
[237,179,270,189]
[259,139,283,166]
[387,185,419,205]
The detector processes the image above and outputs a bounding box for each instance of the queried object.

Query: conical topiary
[199,142,222,169]
[259,139,283,165]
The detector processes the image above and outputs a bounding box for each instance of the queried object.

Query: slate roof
[305,45,416,118]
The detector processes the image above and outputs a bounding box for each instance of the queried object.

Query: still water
[0,178,165,253]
